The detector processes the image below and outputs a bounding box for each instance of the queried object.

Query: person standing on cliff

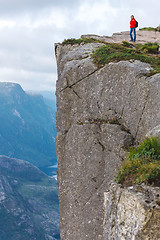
[130,15,136,42]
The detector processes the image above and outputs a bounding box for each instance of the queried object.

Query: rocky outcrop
[82,29,160,44]
[55,31,160,240]
[104,183,160,240]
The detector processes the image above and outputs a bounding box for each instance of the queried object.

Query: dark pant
[130,27,136,42]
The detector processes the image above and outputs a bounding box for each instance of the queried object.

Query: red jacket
[130,18,136,28]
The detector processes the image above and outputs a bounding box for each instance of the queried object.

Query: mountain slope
[0,155,59,240]
[0,82,56,167]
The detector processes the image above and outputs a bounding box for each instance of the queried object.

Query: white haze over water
[0,0,159,91]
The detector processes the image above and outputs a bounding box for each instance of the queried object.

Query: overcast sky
[0,0,159,92]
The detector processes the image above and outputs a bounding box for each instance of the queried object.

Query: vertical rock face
[55,40,160,240]
[104,183,160,240]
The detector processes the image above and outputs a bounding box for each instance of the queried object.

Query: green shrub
[140,27,160,32]
[62,37,160,74]
[137,42,159,54]
[92,42,160,74]
[122,41,134,48]
[116,136,160,186]
[62,37,102,45]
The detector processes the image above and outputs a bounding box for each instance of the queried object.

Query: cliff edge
[55,30,160,240]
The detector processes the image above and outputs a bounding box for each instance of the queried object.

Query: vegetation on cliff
[116,136,160,186]
[62,37,102,45]
[62,37,160,75]
[92,41,160,74]
[140,26,160,32]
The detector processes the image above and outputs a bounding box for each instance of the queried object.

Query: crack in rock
[60,69,98,93]
[69,87,82,99]
[135,95,149,140]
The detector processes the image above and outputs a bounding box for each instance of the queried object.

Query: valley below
[0,82,60,240]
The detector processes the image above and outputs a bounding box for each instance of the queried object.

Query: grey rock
[55,40,160,240]
[56,123,132,240]
[81,29,160,44]
[146,124,160,138]
[104,183,160,240]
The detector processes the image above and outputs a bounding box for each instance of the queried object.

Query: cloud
[0,67,57,91]
[108,0,160,28]
[0,0,81,17]
[0,0,160,91]
[0,21,57,91]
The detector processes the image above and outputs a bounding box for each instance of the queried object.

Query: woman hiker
[130,15,136,42]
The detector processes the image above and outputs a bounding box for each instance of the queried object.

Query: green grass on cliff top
[92,41,160,74]
[139,26,160,31]
[62,37,102,45]
[116,136,160,187]
[62,37,160,74]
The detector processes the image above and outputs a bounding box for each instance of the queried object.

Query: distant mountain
[0,82,56,167]
[0,155,60,240]
[28,90,57,116]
